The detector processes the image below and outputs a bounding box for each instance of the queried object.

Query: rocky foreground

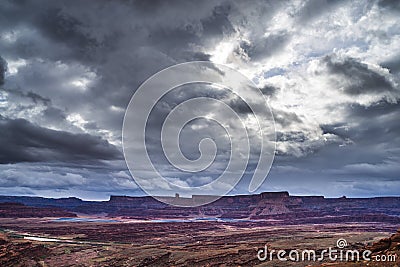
[0,220,398,267]
[313,229,400,267]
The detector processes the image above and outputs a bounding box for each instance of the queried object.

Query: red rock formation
[0,202,76,218]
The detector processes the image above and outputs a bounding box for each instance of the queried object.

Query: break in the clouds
[0,0,399,199]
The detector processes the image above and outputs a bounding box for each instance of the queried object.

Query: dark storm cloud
[277,131,307,142]
[320,123,350,140]
[346,100,400,119]
[42,106,67,123]
[35,7,98,61]
[3,88,51,106]
[141,3,234,61]
[322,55,396,95]
[201,4,234,37]
[0,0,238,141]
[0,117,122,164]
[273,109,303,127]
[228,97,252,114]
[260,84,280,99]
[183,52,211,61]
[381,56,400,74]
[317,99,400,171]
[0,0,117,63]
[378,0,400,11]
[0,1,77,61]
[0,56,6,85]
[239,31,290,61]
[345,101,400,143]
[25,91,51,105]
[0,160,138,199]
[295,0,346,23]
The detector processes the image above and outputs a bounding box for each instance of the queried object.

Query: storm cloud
[0,0,399,199]
[0,117,122,164]
[0,56,6,85]
[322,55,396,95]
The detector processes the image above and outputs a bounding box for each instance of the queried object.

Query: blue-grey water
[151,217,253,223]
[54,217,119,223]
[53,217,254,223]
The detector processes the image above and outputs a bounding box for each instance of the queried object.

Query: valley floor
[0,218,399,266]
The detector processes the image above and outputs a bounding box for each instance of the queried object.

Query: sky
[0,0,399,200]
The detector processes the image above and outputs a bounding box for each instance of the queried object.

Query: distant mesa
[0,192,399,225]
